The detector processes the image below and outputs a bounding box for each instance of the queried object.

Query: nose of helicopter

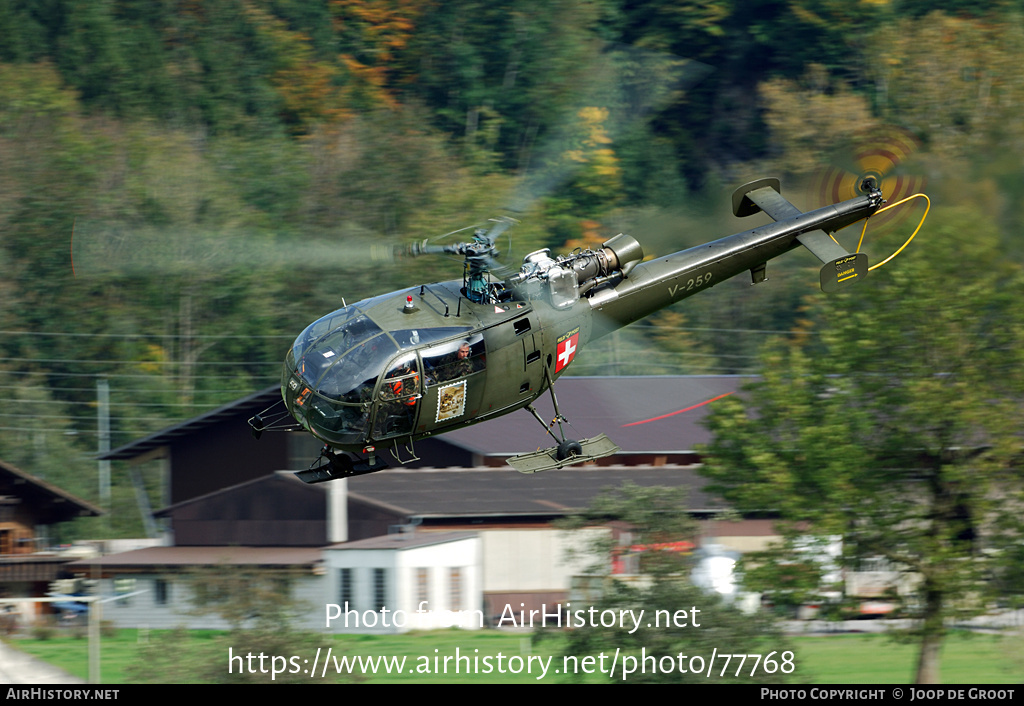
[282,328,397,449]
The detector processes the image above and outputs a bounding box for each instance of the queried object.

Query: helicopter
[248,173,927,481]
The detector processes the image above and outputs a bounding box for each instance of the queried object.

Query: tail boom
[588,181,883,337]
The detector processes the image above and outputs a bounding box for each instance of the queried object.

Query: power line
[0,398,251,409]
[0,324,812,339]
[0,357,280,367]
[10,370,277,381]
[0,426,157,436]
[0,412,215,423]
[0,384,272,394]
[0,330,294,339]
[630,323,821,336]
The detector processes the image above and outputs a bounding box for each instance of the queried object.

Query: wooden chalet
[0,458,102,618]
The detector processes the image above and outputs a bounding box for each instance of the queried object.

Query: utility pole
[97,378,110,510]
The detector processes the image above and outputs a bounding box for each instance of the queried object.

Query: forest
[2,0,1024,537]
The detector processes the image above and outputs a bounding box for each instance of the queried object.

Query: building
[70,462,774,632]
[67,471,340,631]
[100,386,314,508]
[323,532,482,633]
[99,376,749,486]
[77,376,769,632]
[0,458,102,626]
[411,375,747,467]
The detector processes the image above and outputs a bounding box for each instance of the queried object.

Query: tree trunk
[914,582,944,683]
[915,632,943,684]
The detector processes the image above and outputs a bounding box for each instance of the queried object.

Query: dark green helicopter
[250,176,920,481]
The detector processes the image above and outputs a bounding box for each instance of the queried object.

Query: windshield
[283,310,478,447]
[284,333,399,446]
[291,305,383,363]
[312,334,397,400]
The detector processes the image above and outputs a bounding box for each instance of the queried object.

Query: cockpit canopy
[290,310,391,401]
[282,301,476,447]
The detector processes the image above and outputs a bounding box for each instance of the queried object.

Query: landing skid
[512,364,620,473]
[294,447,389,484]
[507,433,620,474]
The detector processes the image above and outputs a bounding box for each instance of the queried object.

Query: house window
[338,568,353,608]
[449,568,462,612]
[154,579,170,605]
[114,578,136,608]
[373,568,388,612]
[416,568,428,606]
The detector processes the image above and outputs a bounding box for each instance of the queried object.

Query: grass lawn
[6,628,1021,684]
[791,632,1022,684]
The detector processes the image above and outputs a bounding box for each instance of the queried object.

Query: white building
[323,531,482,634]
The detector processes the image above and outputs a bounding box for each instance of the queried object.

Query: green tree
[545,482,790,683]
[404,0,607,169]
[700,205,1024,684]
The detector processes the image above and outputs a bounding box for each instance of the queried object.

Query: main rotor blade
[70,221,393,278]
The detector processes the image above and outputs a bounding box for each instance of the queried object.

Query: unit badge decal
[436,380,467,422]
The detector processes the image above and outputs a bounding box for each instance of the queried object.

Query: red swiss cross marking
[555,332,579,372]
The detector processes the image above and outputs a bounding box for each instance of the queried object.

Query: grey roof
[152,470,320,518]
[325,531,478,551]
[66,545,322,568]
[436,375,748,456]
[98,375,749,461]
[347,465,726,518]
[100,386,281,461]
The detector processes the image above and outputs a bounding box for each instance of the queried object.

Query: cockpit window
[422,334,486,387]
[286,332,399,447]
[379,353,419,399]
[307,394,370,445]
[284,301,481,447]
[373,352,420,439]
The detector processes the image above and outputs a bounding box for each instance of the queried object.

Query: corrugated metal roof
[347,465,725,518]
[439,375,749,456]
[100,386,282,461]
[147,465,724,521]
[99,376,749,461]
[153,471,320,518]
[325,531,478,550]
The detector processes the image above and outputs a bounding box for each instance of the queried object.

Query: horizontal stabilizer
[732,180,869,293]
[797,229,848,264]
[732,178,798,220]
[508,433,620,474]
